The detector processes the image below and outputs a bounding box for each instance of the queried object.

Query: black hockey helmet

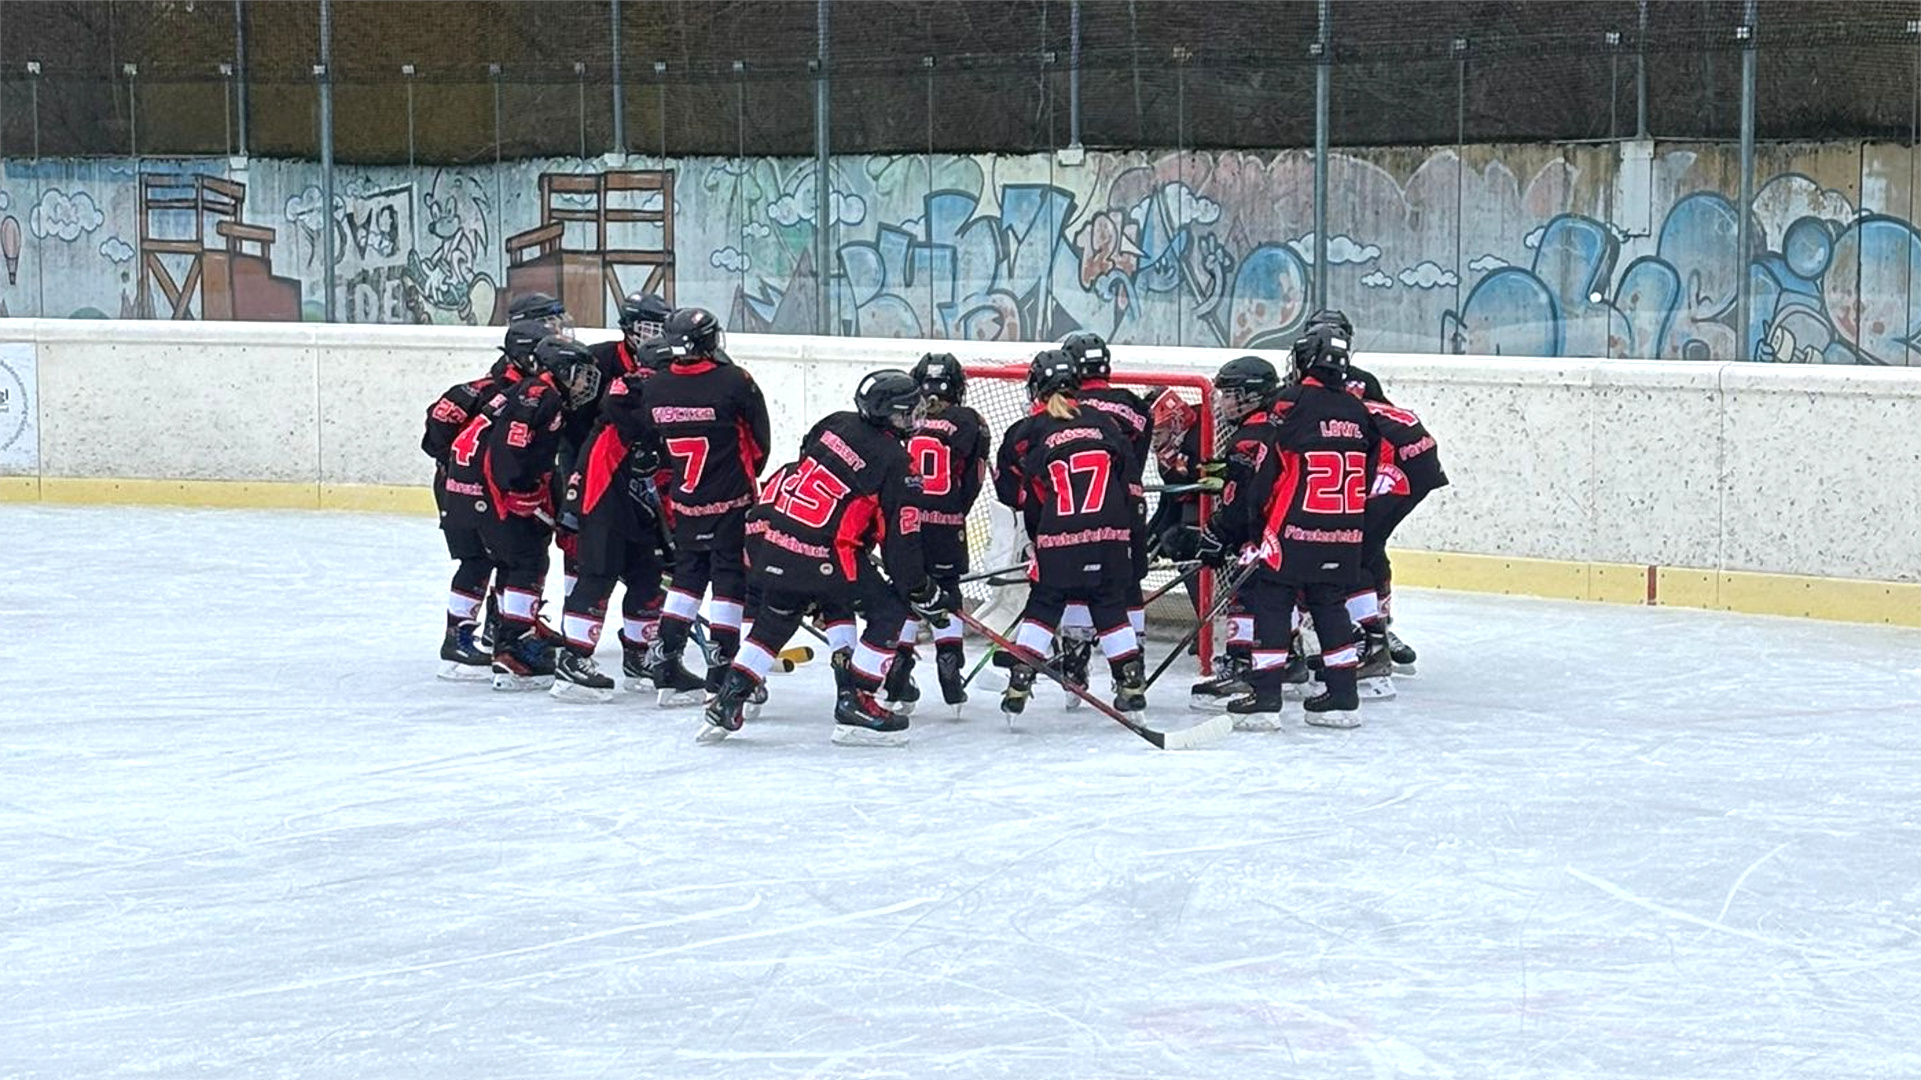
[1059,330,1111,381]
[911,352,966,405]
[1027,348,1082,402]
[634,336,674,372]
[508,291,565,322]
[1291,323,1352,383]
[530,335,602,408]
[1350,364,1388,403]
[618,291,673,341]
[855,368,924,433]
[502,317,549,365]
[663,306,724,359]
[1214,354,1280,421]
[1305,308,1354,340]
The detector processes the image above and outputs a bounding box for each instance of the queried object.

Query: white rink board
[0,318,1917,581]
[5,504,1921,1079]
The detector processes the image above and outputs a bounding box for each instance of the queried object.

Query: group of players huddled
[423,293,1446,747]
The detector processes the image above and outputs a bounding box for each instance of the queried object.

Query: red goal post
[955,362,1221,672]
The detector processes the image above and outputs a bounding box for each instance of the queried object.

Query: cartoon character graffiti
[402,170,496,326]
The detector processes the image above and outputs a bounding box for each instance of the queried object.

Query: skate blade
[695,723,735,744]
[1229,712,1282,733]
[438,661,493,682]
[742,699,764,723]
[655,688,705,708]
[830,724,909,748]
[1392,662,1417,676]
[1189,694,1234,713]
[491,672,554,692]
[622,676,654,693]
[949,703,966,720]
[1305,709,1362,729]
[1358,677,1397,701]
[885,699,917,718]
[549,681,614,704]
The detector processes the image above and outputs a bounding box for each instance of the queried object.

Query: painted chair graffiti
[498,170,676,327]
[136,174,300,321]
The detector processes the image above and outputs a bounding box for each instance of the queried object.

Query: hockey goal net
[957,362,1221,670]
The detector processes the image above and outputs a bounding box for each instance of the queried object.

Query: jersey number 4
[1303,450,1368,515]
[449,414,492,468]
[1046,450,1112,516]
[908,435,952,497]
[666,437,709,494]
[773,458,851,528]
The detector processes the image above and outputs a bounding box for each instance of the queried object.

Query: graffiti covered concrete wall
[2,141,1919,364]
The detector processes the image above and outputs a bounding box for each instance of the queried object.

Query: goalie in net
[958,342,1222,675]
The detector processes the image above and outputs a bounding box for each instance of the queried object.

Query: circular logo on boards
[0,358,27,453]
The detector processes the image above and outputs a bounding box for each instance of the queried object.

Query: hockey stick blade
[955,608,1230,751]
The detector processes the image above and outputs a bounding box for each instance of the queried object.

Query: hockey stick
[954,609,1231,751]
[957,561,1033,586]
[1143,559,1260,691]
[961,560,1201,684]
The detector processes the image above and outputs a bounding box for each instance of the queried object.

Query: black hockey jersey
[422,362,510,463]
[568,372,668,539]
[437,373,522,529]
[906,403,990,529]
[1209,375,1378,583]
[746,411,926,592]
[642,357,771,537]
[1362,398,1448,499]
[481,373,569,521]
[1075,379,1155,484]
[995,406,1138,585]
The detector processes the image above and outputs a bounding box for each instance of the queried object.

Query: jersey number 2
[1046,450,1112,515]
[908,435,952,497]
[449,414,492,468]
[1303,450,1368,514]
[666,437,709,494]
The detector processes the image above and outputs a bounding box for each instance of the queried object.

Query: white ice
[4,504,1921,1079]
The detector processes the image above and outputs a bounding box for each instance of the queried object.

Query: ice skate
[1110,657,1147,721]
[831,688,909,747]
[741,680,770,722]
[491,629,555,691]
[651,650,707,707]
[882,647,920,717]
[1304,673,1363,729]
[1356,631,1397,701]
[619,630,658,692]
[1221,689,1287,732]
[550,648,615,703]
[698,669,756,744]
[934,642,968,716]
[1190,654,1251,712]
[1059,632,1093,711]
[1386,627,1417,674]
[1000,663,1037,717]
[438,621,493,681]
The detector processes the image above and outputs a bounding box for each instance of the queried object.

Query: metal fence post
[814,0,832,335]
[1736,0,1757,360]
[1312,0,1330,312]
[318,0,336,322]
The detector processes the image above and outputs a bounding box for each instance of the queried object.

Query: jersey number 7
[666,437,709,494]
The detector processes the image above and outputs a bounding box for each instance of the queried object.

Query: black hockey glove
[907,579,957,627]
[1194,525,1231,569]
[1160,523,1200,562]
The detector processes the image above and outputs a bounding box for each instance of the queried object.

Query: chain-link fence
[0,1,1916,362]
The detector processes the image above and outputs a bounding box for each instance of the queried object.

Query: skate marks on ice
[5,507,1921,1078]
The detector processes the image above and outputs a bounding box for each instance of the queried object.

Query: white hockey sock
[734,639,778,682]
[1097,624,1139,661]
[1015,619,1055,656]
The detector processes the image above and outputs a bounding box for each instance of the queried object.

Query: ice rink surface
[4,504,1921,1079]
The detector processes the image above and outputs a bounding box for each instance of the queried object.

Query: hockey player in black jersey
[713,370,951,746]
[1350,373,1446,687]
[891,352,991,715]
[422,319,532,680]
[644,307,772,705]
[1056,331,1155,693]
[450,334,601,689]
[1195,325,1380,730]
[549,338,674,702]
[992,350,1147,719]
